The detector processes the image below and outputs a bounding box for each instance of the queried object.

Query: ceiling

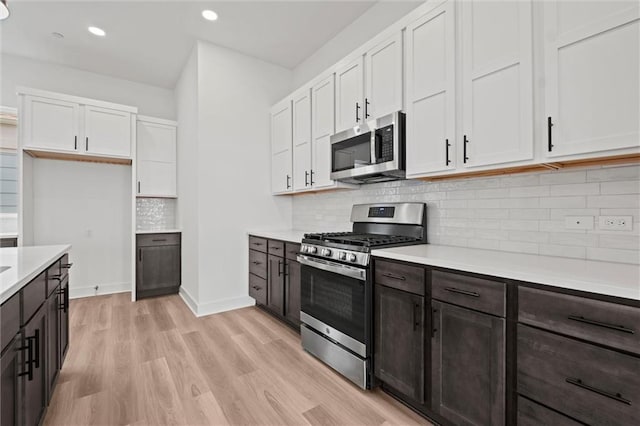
[0,1,379,89]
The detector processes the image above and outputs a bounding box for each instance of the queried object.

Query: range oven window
[332,132,372,172]
[300,264,365,343]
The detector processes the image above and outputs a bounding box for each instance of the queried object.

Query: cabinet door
[292,90,312,191]
[335,56,364,132]
[311,75,336,189]
[461,0,533,168]
[137,120,176,163]
[84,106,132,157]
[22,95,79,152]
[267,254,285,316]
[46,290,60,403]
[405,1,456,176]
[544,1,639,158]
[23,307,47,426]
[58,279,69,366]
[271,101,293,194]
[136,245,181,299]
[432,300,505,426]
[365,33,403,120]
[285,260,301,326]
[374,285,425,404]
[137,161,177,197]
[1,335,22,426]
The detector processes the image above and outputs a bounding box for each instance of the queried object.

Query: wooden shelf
[24,149,132,166]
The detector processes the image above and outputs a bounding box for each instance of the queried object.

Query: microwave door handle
[370,132,377,165]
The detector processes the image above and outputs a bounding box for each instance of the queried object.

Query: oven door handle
[297,255,367,281]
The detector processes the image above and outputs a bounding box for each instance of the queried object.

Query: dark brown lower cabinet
[136,233,181,299]
[267,254,285,315]
[46,288,60,402]
[517,396,582,426]
[431,300,505,426]
[23,306,47,426]
[374,284,425,404]
[284,260,301,326]
[59,278,69,366]
[1,334,22,426]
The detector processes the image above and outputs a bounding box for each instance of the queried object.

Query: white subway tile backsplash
[293,164,640,264]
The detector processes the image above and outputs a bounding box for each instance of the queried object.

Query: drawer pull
[152,239,167,242]
[253,242,263,246]
[565,377,631,405]
[251,261,262,265]
[272,247,281,250]
[62,263,73,269]
[382,272,406,281]
[444,287,480,298]
[567,315,634,334]
[252,285,262,291]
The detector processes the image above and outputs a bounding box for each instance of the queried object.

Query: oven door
[298,255,368,357]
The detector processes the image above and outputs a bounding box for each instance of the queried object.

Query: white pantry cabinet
[460,0,534,168]
[544,1,640,158]
[405,1,456,177]
[271,99,293,194]
[292,89,312,191]
[136,117,177,197]
[20,90,135,160]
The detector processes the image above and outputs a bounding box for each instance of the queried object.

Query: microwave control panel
[376,124,394,163]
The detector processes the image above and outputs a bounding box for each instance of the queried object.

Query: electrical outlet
[565,216,594,230]
[598,216,633,231]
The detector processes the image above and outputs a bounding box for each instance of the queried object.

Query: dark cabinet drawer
[518,324,640,426]
[432,270,505,317]
[249,249,267,279]
[268,240,284,257]
[517,397,582,426]
[519,286,640,355]
[374,259,425,296]
[249,236,267,253]
[285,243,301,261]
[249,274,267,306]
[22,271,47,325]
[137,232,181,247]
[0,292,20,352]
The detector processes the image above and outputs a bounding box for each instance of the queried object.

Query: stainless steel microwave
[330,111,405,184]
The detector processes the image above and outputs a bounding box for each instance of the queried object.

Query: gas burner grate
[304,232,421,248]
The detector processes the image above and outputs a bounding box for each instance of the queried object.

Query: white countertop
[247,229,308,243]
[0,245,71,304]
[372,245,640,301]
[0,233,18,239]
[136,229,181,234]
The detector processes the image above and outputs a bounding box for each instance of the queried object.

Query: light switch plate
[565,216,594,230]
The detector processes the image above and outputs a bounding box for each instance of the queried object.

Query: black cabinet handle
[566,377,631,405]
[365,98,370,118]
[305,170,309,186]
[445,139,451,165]
[444,287,480,298]
[138,248,142,262]
[431,308,438,337]
[253,242,263,246]
[382,272,406,281]
[49,274,62,281]
[58,287,67,312]
[137,181,141,194]
[310,169,315,185]
[355,102,361,122]
[252,285,262,291]
[277,260,283,277]
[62,263,73,269]
[284,261,290,277]
[567,315,634,334]
[86,136,89,151]
[412,303,420,331]
[33,329,40,369]
[286,175,291,189]
[463,135,469,163]
[547,116,554,152]
[152,239,167,242]
[271,246,281,250]
[74,136,77,150]
[18,337,34,381]
[251,261,262,265]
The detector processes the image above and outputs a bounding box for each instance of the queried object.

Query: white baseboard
[179,288,255,317]
[69,282,130,299]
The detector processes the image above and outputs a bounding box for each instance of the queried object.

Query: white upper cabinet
[460,0,534,168]
[84,106,132,157]
[292,89,312,191]
[405,1,456,177]
[136,118,177,197]
[335,57,365,133]
[312,74,337,189]
[271,100,293,194]
[365,33,403,120]
[22,96,80,153]
[544,1,639,158]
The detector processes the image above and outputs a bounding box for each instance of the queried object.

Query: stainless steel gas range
[297,202,427,389]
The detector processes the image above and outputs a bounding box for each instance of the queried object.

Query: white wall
[292,1,423,88]
[31,159,132,296]
[1,53,175,119]
[174,47,200,302]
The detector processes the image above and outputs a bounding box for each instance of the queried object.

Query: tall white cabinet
[544,0,640,158]
[136,116,177,197]
[292,89,312,191]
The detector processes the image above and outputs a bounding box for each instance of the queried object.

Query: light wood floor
[44,293,431,426]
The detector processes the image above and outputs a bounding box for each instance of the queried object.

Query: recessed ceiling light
[0,0,10,21]
[52,32,65,39]
[88,26,106,37]
[202,10,218,21]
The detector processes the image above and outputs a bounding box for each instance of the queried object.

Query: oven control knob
[348,253,357,262]
[339,252,347,261]
[322,248,332,256]
[309,246,317,254]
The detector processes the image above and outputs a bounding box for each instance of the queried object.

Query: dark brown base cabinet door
[432,301,505,426]
[285,260,301,326]
[24,307,47,426]
[59,279,69,366]
[375,285,425,404]
[46,290,60,402]
[1,335,22,426]
[137,245,181,299]
[267,254,284,315]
